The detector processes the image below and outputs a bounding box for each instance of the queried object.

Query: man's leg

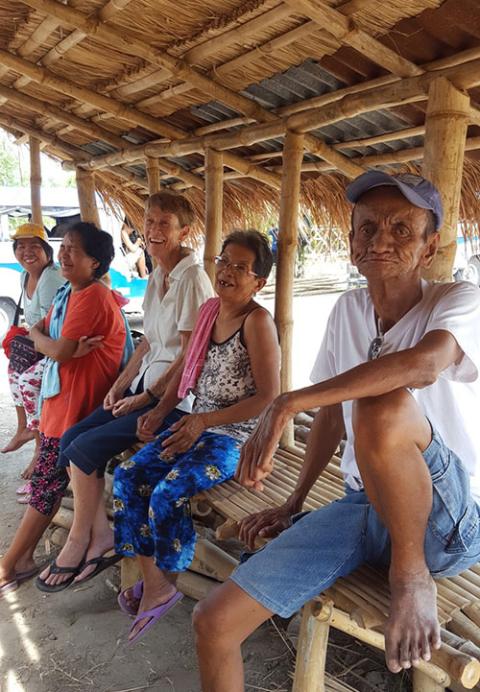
[193,491,370,692]
[193,581,273,692]
[352,389,440,673]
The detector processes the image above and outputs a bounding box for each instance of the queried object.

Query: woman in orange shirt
[0,222,129,596]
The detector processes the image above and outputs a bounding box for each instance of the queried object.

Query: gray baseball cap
[346,170,443,231]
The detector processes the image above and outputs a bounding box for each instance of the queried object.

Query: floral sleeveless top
[192,323,257,443]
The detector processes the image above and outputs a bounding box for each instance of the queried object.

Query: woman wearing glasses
[114,230,280,643]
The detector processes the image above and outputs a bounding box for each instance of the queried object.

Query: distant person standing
[121,221,148,278]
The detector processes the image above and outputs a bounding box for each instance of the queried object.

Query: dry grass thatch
[0,0,479,244]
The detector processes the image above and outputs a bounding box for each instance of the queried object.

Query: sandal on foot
[128,590,183,645]
[74,552,122,585]
[16,565,41,583]
[0,579,18,598]
[16,482,31,495]
[118,580,144,617]
[35,558,85,593]
[16,494,31,504]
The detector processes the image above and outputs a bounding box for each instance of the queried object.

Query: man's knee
[193,596,227,643]
[353,389,420,446]
[352,389,420,436]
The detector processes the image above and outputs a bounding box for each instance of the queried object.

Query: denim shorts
[230,427,480,618]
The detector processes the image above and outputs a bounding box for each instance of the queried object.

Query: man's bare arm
[238,404,345,549]
[238,329,462,488]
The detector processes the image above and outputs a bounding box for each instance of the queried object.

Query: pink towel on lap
[178,297,220,398]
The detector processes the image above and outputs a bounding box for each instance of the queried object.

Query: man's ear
[422,231,440,269]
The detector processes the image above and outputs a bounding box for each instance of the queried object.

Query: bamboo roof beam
[283,0,422,78]
[19,0,363,179]
[287,59,480,133]
[0,47,185,140]
[42,0,134,67]
[19,0,279,126]
[107,2,294,99]
[197,44,480,138]
[0,84,128,150]
[0,115,88,162]
[65,53,480,181]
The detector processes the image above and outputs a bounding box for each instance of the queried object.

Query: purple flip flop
[118,579,144,617]
[0,579,18,598]
[128,590,183,645]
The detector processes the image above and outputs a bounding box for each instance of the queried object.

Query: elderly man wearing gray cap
[192,171,480,687]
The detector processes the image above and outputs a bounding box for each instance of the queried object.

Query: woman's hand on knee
[136,407,165,442]
[159,414,206,459]
[112,393,147,418]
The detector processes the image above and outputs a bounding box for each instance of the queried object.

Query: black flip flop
[35,558,85,593]
[74,552,122,585]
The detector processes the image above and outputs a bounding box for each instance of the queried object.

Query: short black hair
[13,237,54,266]
[64,221,114,278]
[221,230,273,279]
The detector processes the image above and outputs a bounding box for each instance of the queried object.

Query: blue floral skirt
[113,429,242,572]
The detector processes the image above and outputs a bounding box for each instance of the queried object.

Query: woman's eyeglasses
[214,255,257,277]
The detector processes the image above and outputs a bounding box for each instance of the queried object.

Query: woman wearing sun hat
[1,222,64,480]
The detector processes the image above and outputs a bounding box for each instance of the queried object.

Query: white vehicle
[0,187,148,340]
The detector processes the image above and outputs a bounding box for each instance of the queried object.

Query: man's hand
[112,393,147,418]
[238,504,295,551]
[159,414,207,459]
[136,406,165,442]
[73,335,104,358]
[103,384,126,411]
[235,396,293,490]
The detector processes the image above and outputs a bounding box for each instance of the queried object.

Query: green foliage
[0,139,21,186]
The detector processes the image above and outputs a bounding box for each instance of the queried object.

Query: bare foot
[128,581,177,641]
[39,537,87,587]
[74,529,116,582]
[1,429,35,453]
[385,569,441,672]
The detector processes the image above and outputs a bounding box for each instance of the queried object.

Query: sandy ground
[0,291,345,692]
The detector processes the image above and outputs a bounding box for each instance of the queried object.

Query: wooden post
[29,136,42,226]
[274,130,304,447]
[293,599,333,692]
[204,147,223,283]
[422,77,470,282]
[146,156,160,194]
[75,167,100,227]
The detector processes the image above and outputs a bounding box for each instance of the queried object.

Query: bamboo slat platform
[199,439,480,691]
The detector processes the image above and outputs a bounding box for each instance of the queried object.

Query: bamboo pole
[412,670,446,692]
[146,157,160,195]
[76,168,101,227]
[275,131,304,448]
[0,83,127,150]
[422,78,470,282]
[292,599,333,692]
[29,136,42,226]
[204,148,223,283]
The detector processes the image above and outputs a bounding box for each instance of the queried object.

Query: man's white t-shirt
[131,250,214,411]
[310,281,480,500]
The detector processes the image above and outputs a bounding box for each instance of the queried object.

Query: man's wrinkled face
[349,187,439,280]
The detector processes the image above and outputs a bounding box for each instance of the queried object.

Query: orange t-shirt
[40,282,126,438]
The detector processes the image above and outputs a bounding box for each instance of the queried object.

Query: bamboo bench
[103,419,480,692]
[196,430,480,691]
